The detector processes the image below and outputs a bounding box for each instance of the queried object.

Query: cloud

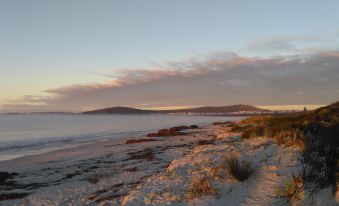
[3,50,339,112]
[242,35,337,56]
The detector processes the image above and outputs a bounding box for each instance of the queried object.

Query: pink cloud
[3,50,339,112]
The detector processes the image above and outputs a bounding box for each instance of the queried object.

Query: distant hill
[159,104,269,114]
[83,107,155,114]
[83,104,271,115]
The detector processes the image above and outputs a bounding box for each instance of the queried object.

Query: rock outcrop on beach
[0,172,17,184]
[125,138,157,144]
[212,121,234,125]
[147,125,198,137]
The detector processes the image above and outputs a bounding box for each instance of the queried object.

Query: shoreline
[0,123,212,167]
[0,123,214,205]
[0,131,147,164]
[0,114,245,163]
[0,122,336,205]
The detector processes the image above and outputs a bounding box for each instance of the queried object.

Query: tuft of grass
[186,175,217,200]
[276,175,303,203]
[227,155,254,181]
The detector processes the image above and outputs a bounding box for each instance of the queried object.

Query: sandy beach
[0,123,337,206]
[0,124,212,205]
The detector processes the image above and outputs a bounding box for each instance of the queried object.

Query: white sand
[122,126,304,206]
[0,124,337,206]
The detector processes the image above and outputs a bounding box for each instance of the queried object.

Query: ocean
[0,114,244,161]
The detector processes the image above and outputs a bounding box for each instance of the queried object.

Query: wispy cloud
[241,35,338,56]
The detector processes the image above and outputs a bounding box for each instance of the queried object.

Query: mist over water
[0,114,244,161]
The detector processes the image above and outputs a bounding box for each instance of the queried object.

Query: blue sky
[1,0,339,111]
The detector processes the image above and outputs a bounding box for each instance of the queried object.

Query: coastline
[0,122,337,205]
[0,114,244,163]
[0,124,213,205]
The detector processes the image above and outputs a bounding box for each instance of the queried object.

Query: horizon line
[0,104,326,113]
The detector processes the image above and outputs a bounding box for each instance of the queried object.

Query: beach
[0,122,337,205]
[0,123,214,205]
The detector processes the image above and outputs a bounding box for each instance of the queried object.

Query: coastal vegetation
[231,101,339,192]
[276,175,303,203]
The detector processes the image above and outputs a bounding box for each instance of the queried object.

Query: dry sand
[0,124,337,205]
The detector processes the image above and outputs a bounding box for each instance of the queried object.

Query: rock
[146,133,158,137]
[124,167,137,172]
[169,126,190,131]
[190,125,199,129]
[0,172,17,184]
[212,121,234,126]
[197,139,215,145]
[0,193,30,201]
[147,125,191,137]
[125,138,157,144]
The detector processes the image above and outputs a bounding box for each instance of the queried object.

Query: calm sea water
[0,114,245,161]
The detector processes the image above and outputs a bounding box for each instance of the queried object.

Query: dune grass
[227,155,254,181]
[229,101,339,191]
[276,175,303,203]
[186,175,217,200]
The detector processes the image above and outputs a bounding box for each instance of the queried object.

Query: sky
[1,0,339,112]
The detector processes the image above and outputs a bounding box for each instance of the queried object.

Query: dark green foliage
[303,123,339,191]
